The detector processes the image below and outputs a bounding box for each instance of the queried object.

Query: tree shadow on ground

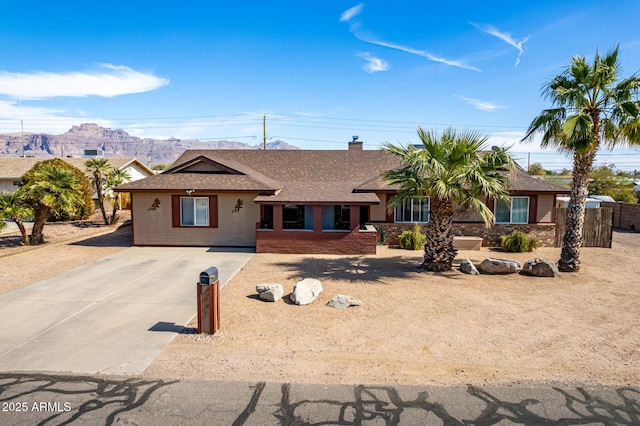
[70,227,132,248]
[273,254,463,284]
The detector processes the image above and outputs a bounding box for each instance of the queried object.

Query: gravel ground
[145,233,640,386]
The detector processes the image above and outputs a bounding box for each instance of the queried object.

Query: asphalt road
[0,373,638,425]
[0,246,253,375]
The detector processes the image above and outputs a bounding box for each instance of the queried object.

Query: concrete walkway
[0,246,253,375]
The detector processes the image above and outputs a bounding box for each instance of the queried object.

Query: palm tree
[523,46,640,272]
[85,158,114,225]
[105,168,131,224]
[0,191,33,245]
[383,127,515,272]
[21,164,81,245]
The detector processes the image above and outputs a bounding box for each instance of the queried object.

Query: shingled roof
[114,149,569,202]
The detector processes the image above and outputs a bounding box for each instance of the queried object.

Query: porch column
[350,204,360,231]
[273,204,283,232]
[313,205,323,233]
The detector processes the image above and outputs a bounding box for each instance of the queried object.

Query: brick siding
[256,229,377,254]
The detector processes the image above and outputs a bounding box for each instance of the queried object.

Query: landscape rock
[477,258,521,275]
[521,258,559,277]
[459,259,479,275]
[290,278,323,305]
[256,284,284,302]
[326,294,362,309]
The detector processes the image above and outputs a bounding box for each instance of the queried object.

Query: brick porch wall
[373,222,556,247]
[256,229,377,254]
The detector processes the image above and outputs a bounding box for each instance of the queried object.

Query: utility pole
[527,152,530,173]
[263,114,266,150]
[20,92,25,157]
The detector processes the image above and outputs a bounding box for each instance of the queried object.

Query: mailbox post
[197,267,220,334]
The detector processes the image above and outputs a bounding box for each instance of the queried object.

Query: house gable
[167,156,243,175]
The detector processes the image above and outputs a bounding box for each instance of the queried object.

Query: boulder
[290,278,323,305]
[256,284,284,302]
[521,258,559,277]
[477,258,521,275]
[459,258,479,275]
[326,294,362,309]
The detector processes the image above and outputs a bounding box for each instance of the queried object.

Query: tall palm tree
[383,127,515,272]
[105,168,131,224]
[523,46,640,272]
[21,164,81,245]
[85,158,114,225]
[0,191,33,245]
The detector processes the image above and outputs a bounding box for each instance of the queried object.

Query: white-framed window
[181,197,209,226]
[494,196,529,224]
[395,197,429,223]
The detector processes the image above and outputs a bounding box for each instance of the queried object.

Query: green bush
[399,224,426,250]
[500,231,538,252]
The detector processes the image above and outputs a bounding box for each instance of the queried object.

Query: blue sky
[1,1,640,171]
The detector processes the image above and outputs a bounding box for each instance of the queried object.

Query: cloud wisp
[340,3,364,22]
[455,95,500,111]
[470,22,530,66]
[357,52,390,73]
[355,34,481,72]
[0,64,169,100]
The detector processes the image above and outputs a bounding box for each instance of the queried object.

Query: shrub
[500,231,538,252]
[21,158,94,221]
[399,224,426,250]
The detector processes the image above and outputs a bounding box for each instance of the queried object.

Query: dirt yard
[145,234,640,387]
[1,220,639,386]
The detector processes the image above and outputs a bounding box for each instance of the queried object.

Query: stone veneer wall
[373,222,556,247]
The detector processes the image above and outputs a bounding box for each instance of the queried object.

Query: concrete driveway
[0,246,253,375]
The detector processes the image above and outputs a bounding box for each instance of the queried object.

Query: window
[260,205,273,229]
[283,205,313,230]
[181,197,209,226]
[395,197,429,223]
[172,195,218,228]
[494,197,529,224]
[322,205,350,230]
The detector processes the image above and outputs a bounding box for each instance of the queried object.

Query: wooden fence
[555,207,613,248]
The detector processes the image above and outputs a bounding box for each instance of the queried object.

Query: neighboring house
[555,195,616,209]
[115,144,570,254]
[0,157,154,195]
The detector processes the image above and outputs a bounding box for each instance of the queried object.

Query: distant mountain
[0,123,300,165]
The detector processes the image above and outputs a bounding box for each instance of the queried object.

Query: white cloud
[0,64,169,100]
[470,22,529,66]
[340,3,364,22]
[455,95,500,111]
[354,33,481,72]
[357,52,390,73]
[0,99,113,135]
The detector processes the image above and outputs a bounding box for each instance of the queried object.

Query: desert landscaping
[1,220,639,387]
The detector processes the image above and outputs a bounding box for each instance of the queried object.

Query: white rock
[256,284,284,302]
[459,259,479,275]
[290,278,323,305]
[477,258,521,275]
[326,294,362,308]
